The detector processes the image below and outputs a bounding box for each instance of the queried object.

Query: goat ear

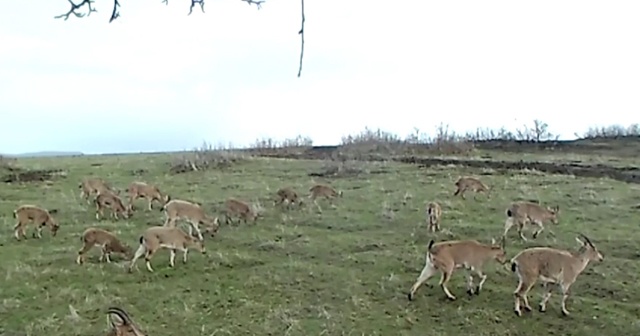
[491,238,496,245]
[575,237,586,246]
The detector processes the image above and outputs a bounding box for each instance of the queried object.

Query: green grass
[1,153,639,335]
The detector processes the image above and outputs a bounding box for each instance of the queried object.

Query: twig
[188,0,205,15]
[54,0,97,20]
[163,0,205,15]
[241,0,265,9]
[297,0,305,77]
[109,0,121,22]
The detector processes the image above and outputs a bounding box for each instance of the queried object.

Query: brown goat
[127,181,170,211]
[408,238,506,301]
[224,198,258,225]
[503,201,560,241]
[275,187,303,209]
[95,191,133,220]
[79,177,117,204]
[510,234,603,316]
[309,183,343,211]
[453,176,490,200]
[77,227,133,265]
[425,201,442,232]
[128,226,207,273]
[105,307,146,336]
[13,205,60,240]
[162,199,219,240]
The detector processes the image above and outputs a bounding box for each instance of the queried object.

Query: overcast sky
[1,0,639,154]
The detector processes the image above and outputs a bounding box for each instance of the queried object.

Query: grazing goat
[275,187,303,209]
[77,227,132,265]
[224,198,258,225]
[13,205,59,240]
[95,191,132,220]
[308,184,343,211]
[425,201,442,232]
[503,201,560,241]
[510,234,603,317]
[105,307,146,336]
[408,238,506,301]
[79,177,117,204]
[162,199,219,240]
[453,176,490,200]
[127,181,170,211]
[128,226,206,273]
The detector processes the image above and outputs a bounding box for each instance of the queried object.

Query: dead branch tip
[188,0,205,15]
[109,0,121,22]
[54,0,97,20]
[297,0,305,77]
[241,0,265,9]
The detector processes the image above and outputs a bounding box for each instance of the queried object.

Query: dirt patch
[2,168,67,183]
[395,156,640,184]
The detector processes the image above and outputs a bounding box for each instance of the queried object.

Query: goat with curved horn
[106,307,146,336]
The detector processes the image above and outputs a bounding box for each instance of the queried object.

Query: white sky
[1,0,639,154]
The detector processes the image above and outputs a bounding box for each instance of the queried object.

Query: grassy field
[1,149,639,335]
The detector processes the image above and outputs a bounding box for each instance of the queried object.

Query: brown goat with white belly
[408,238,506,301]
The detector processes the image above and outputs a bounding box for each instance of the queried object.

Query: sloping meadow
[1,153,639,335]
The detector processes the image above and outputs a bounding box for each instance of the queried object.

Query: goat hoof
[467,289,474,296]
[524,306,532,312]
[561,310,570,316]
[539,306,545,312]
[475,286,481,295]
[514,310,522,316]
[407,293,413,301]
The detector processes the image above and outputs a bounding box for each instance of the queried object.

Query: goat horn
[579,233,594,247]
[107,307,132,324]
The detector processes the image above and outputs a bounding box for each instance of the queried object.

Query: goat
[162,199,219,241]
[453,176,490,200]
[128,226,206,273]
[275,187,303,209]
[425,201,442,232]
[79,177,118,204]
[13,205,59,240]
[95,191,133,220]
[77,227,133,264]
[408,237,506,301]
[510,234,604,316]
[224,198,258,225]
[503,201,560,241]
[308,183,343,211]
[105,307,146,336]
[127,181,170,211]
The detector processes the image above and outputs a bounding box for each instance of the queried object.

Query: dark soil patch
[2,168,66,183]
[252,141,640,184]
[395,156,640,184]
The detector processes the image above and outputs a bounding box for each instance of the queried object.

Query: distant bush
[579,124,640,139]
[211,120,640,161]
[169,142,249,174]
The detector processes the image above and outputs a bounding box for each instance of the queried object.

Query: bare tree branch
[240,0,265,9]
[110,0,121,22]
[188,0,205,15]
[161,0,205,15]
[54,0,307,78]
[297,0,305,77]
[54,0,97,20]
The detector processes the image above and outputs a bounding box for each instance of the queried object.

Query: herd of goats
[8,172,604,334]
